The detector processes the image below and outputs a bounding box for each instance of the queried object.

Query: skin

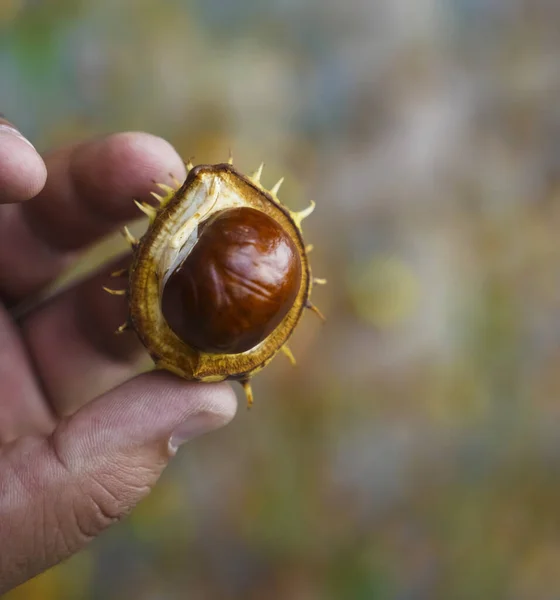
[0,118,237,594]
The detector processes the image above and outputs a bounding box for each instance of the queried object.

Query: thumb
[0,115,47,203]
[0,372,237,594]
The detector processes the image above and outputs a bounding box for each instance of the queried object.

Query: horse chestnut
[162,207,302,355]
[104,160,324,405]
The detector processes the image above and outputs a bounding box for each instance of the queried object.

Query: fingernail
[168,410,229,453]
[0,124,36,150]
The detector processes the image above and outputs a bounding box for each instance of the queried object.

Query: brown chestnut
[162,207,302,354]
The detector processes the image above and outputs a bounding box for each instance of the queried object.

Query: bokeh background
[4,0,560,598]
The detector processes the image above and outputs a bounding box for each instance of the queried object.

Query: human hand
[0,118,237,594]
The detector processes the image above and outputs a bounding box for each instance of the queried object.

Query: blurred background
[3,0,560,598]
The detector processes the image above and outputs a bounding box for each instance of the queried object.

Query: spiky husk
[106,160,324,406]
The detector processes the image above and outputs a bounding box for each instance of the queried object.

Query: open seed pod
[104,159,325,406]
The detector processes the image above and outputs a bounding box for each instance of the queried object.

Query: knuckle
[46,422,165,545]
[69,469,155,542]
[72,481,123,540]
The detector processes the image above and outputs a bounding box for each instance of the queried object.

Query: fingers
[0,305,55,443]
[0,132,186,304]
[22,255,143,418]
[0,372,236,594]
[22,132,185,249]
[0,117,47,204]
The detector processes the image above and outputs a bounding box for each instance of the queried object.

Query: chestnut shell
[123,162,319,402]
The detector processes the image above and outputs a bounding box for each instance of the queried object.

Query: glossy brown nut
[162,207,302,354]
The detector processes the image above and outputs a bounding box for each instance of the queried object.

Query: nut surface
[162,207,302,354]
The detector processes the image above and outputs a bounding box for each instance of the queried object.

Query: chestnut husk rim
[126,163,314,389]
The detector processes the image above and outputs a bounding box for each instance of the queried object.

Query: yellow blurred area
[0,0,22,25]
[5,552,93,600]
[348,256,420,328]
